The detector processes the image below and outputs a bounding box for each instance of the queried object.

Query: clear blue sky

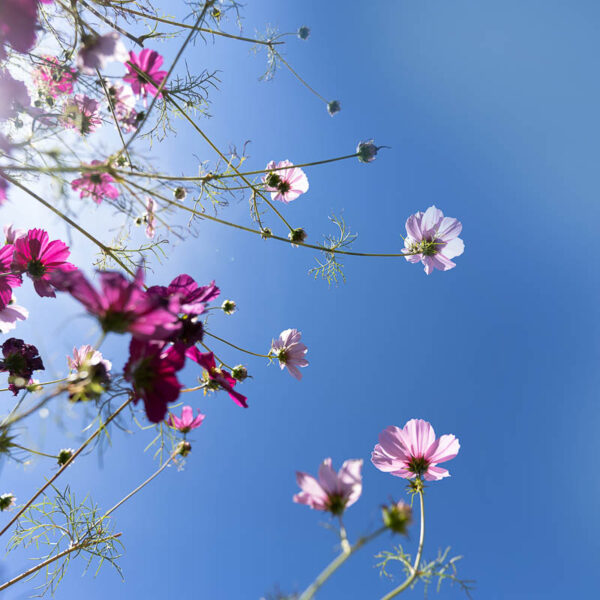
[2,1,600,598]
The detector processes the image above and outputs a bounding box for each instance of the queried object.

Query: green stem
[0,377,67,393]
[204,331,270,359]
[380,490,426,599]
[272,48,329,104]
[299,526,387,600]
[9,443,58,460]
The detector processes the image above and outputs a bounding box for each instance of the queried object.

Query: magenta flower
[0,70,31,121]
[71,162,119,204]
[124,339,186,423]
[124,49,168,99]
[0,245,22,309]
[263,160,309,203]
[0,177,7,206]
[294,458,363,515]
[167,405,205,433]
[51,268,181,340]
[63,94,102,135]
[33,56,76,98]
[0,337,44,395]
[271,329,308,380]
[4,224,25,244]
[68,345,111,373]
[0,0,39,61]
[186,347,248,408]
[11,229,76,298]
[0,296,28,334]
[149,274,219,316]
[371,419,460,482]
[77,32,128,75]
[403,206,464,275]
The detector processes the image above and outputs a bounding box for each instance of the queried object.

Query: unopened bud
[297,26,311,40]
[177,440,192,457]
[288,228,307,247]
[57,448,74,466]
[174,186,187,201]
[327,100,341,116]
[0,492,15,511]
[221,299,237,315]
[356,139,380,163]
[382,500,412,535]
[260,227,272,240]
[232,365,248,381]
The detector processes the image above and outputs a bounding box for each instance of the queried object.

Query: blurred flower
[294,457,363,515]
[124,339,186,423]
[0,492,16,511]
[186,347,248,408]
[297,26,311,40]
[0,244,21,309]
[71,161,119,204]
[174,186,187,201]
[77,32,128,75]
[263,160,309,203]
[271,329,308,380]
[167,405,205,433]
[33,55,76,98]
[381,500,412,535]
[68,345,111,373]
[0,177,6,205]
[66,345,111,403]
[144,196,156,239]
[107,83,139,132]
[124,49,168,99]
[0,70,31,120]
[63,94,102,135]
[371,419,460,481]
[0,337,44,395]
[0,0,39,60]
[0,296,28,333]
[403,206,464,275]
[12,228,76,298]
[327,100,341,116]
[4,224,25,244]
[51,268,181,340]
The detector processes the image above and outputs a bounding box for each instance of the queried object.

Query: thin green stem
[0,377,67,393]
[9,443,58,460]
[204,331,270,359]
[380,490,426,599]
[272,48,329,104]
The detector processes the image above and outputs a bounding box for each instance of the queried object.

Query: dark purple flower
[51,268,181,340]
[0,337,44,395]
[124,339,185,422]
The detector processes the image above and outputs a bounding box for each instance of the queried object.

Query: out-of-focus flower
[71,161,119,204]
[263,160,309,203]
[167,405,205,433]
[32,55,76,98]
[68,345,111,373]
[0,176,6,205]
[0,244,21,309]
[57,448,74,466]
[403,206,464,275]
[12,228,76,298]
[297,26,311,40]
[4,225,25,244]
[107,83,140,132]
[327,100,341,116]
[0,492,16,511]
[77,32,128,74]
[63,94,102,135]
[294,458,363,515]
[0,70,31,121]
[381,500,412,535]
[0,337,44,395]
[271,329,308,380]
[173,186,187,201]
[124,339,186,423]
[371,419,460,481]
[186,347,248,408]
[0,296,28,333]
[51,268,181,340]
[0,0,39,60]
[144,196,156,239]
[66,345,111,403]
[124,49,168,99]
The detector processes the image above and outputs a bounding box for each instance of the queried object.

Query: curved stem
[272,49,329,104]
[9,443,58,460]
[299,526,387,600]
[380,490,426,600]
[204,331,270,359]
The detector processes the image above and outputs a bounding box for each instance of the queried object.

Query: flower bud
[260,227,272,240]
[327,100,341,116]
[177,440,192,457]
[232,365,248,381]
[382,500,412,535]
[297,26,311,40]
[356,139,379,163]
[221,299,237,315]
[174,186,187,201]
[0,492,15,511]
[57,448,74,466]
[288,228,307,247]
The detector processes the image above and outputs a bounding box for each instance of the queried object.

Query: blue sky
[2,1,600,598]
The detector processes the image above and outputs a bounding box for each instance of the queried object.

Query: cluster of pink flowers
[33,55,77,98]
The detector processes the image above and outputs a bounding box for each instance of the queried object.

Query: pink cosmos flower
[0,245,21,309]
[68,345,111,372]
[11,229,76,298]
[123,49,168,99]
[0,0,39,61]
[271,329,308,380]
[186,347,248,408]
[0,296,28,334]
[77,32,128,75]
[262,160,309,203]
[167,405,205,433]
[0,70,31,121]
[33,56,76,98]
[71,162,119,204]
[51,268,181,340]
[145,196,156,239]
[124,339,186,423]
[107,84,139,132]
[371,419,460,482]
[4,225,25,244]
[63,94,102,135]
[403,206,464,275]
[294,458,363,515]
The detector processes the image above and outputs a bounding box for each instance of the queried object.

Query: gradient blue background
[2,1,600,598]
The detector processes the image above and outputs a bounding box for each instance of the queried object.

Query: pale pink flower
[294,458,363,515]
[145,196,156,239]
[271,329,308,380]
[33,55,76,98]
[263,160,309,203]
[403,206,464,275]
[371,419,460,482]
[63,94,102,135]
[68,345,111,372]
[77,32,128,75]
[107,84,139,132]
[167,405,205,433]
[4,224,25,244]
[71,161,119,204]
[0,296,28,334]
